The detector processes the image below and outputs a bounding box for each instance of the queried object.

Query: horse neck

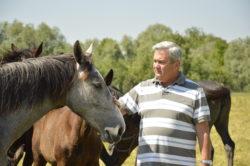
[0,97,65,159]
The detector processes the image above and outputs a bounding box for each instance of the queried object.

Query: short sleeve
[119,84,140,114]
[193,87,210,124]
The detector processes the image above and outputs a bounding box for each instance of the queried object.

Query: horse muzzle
[103,125,125,143]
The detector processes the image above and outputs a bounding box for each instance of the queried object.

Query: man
[119,41,212,166]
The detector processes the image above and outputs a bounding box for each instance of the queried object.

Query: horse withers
[0,41,125,165]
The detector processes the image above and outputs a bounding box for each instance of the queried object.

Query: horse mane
[198,80,230,99]
[0,54,78,115]
[110,86,124,99]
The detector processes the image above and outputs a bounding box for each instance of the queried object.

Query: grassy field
[18,93,250,165]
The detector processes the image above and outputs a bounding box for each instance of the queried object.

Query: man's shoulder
[139,78,155,87]
[182,78,201,90]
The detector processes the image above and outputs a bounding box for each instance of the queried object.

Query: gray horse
[0,41,125,165]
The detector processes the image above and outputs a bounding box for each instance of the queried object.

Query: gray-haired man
[119,41,212,166]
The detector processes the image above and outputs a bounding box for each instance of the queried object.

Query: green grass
[18,93,250,166]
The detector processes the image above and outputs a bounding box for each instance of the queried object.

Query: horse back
[198,80,230,99]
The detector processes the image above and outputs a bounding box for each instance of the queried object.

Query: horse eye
[93,81,102,88]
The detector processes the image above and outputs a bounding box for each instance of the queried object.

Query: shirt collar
[152,72,186,86]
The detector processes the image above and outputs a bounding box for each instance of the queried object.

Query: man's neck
[159,73,180,87]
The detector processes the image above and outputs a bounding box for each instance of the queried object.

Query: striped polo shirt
[119,73,210,166]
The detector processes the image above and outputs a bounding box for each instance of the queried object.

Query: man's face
[153,49,179,83]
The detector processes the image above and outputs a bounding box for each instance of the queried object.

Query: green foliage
[1,21,249,92]
[224,38,250,91]
[0,20,71,57]
[187,40,228,83]
[120,35,136,59]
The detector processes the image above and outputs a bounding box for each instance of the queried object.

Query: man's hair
[152,41,181,63]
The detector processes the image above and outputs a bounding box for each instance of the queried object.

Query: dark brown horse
[0,43,43,65]
[0,41,125,165]
[101,81,235,166]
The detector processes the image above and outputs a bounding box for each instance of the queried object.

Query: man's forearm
[196,121,212,165]
[201,132,210,160]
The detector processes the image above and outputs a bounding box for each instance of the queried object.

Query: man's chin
[155,74,162,79]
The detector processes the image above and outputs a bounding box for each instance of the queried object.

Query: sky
[1,0,250,44]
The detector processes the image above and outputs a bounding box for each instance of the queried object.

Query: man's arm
[196,121,212,166]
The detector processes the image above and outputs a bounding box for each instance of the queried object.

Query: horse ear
[85,43,93,56]
[11,43,18,52]
[73,40,84,64]
[34,42,43,57]
[104,69,113,86]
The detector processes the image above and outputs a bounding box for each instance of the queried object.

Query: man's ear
[175,60,181,70]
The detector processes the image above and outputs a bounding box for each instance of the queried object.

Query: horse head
[66,41,125,143]
[0,43,43,64]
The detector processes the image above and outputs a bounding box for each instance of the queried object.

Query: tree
[187,39,228,83]
[224,37,250,91]
[0,20,71,57]
[120,35,136,59]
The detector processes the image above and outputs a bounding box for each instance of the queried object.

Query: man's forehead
[154,49,169,58]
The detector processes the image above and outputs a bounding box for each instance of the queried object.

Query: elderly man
[119,41,212,166]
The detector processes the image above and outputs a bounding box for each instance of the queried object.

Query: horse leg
[100,142,113,166]
[56,160,67,166]
[32,147,46,166]
[22,146,33,166]
[23,127,33,166]
[32,155,46,166]
[87,159,99,166]
[214,94,235,166]
[215,125,235,166]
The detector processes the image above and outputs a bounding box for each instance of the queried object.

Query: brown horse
[31,106,102,166]
[101,81,235,166]
[9,84,121,166]
[0,41,125,165]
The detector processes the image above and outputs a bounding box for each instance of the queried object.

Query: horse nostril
[104,126,124,143]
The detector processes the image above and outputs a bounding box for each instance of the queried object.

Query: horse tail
[221,86,231,114]
[214,86,231,128]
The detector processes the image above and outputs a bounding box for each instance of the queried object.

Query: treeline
[1,20,249,92]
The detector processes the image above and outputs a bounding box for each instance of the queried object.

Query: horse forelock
[0,54,77,115]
